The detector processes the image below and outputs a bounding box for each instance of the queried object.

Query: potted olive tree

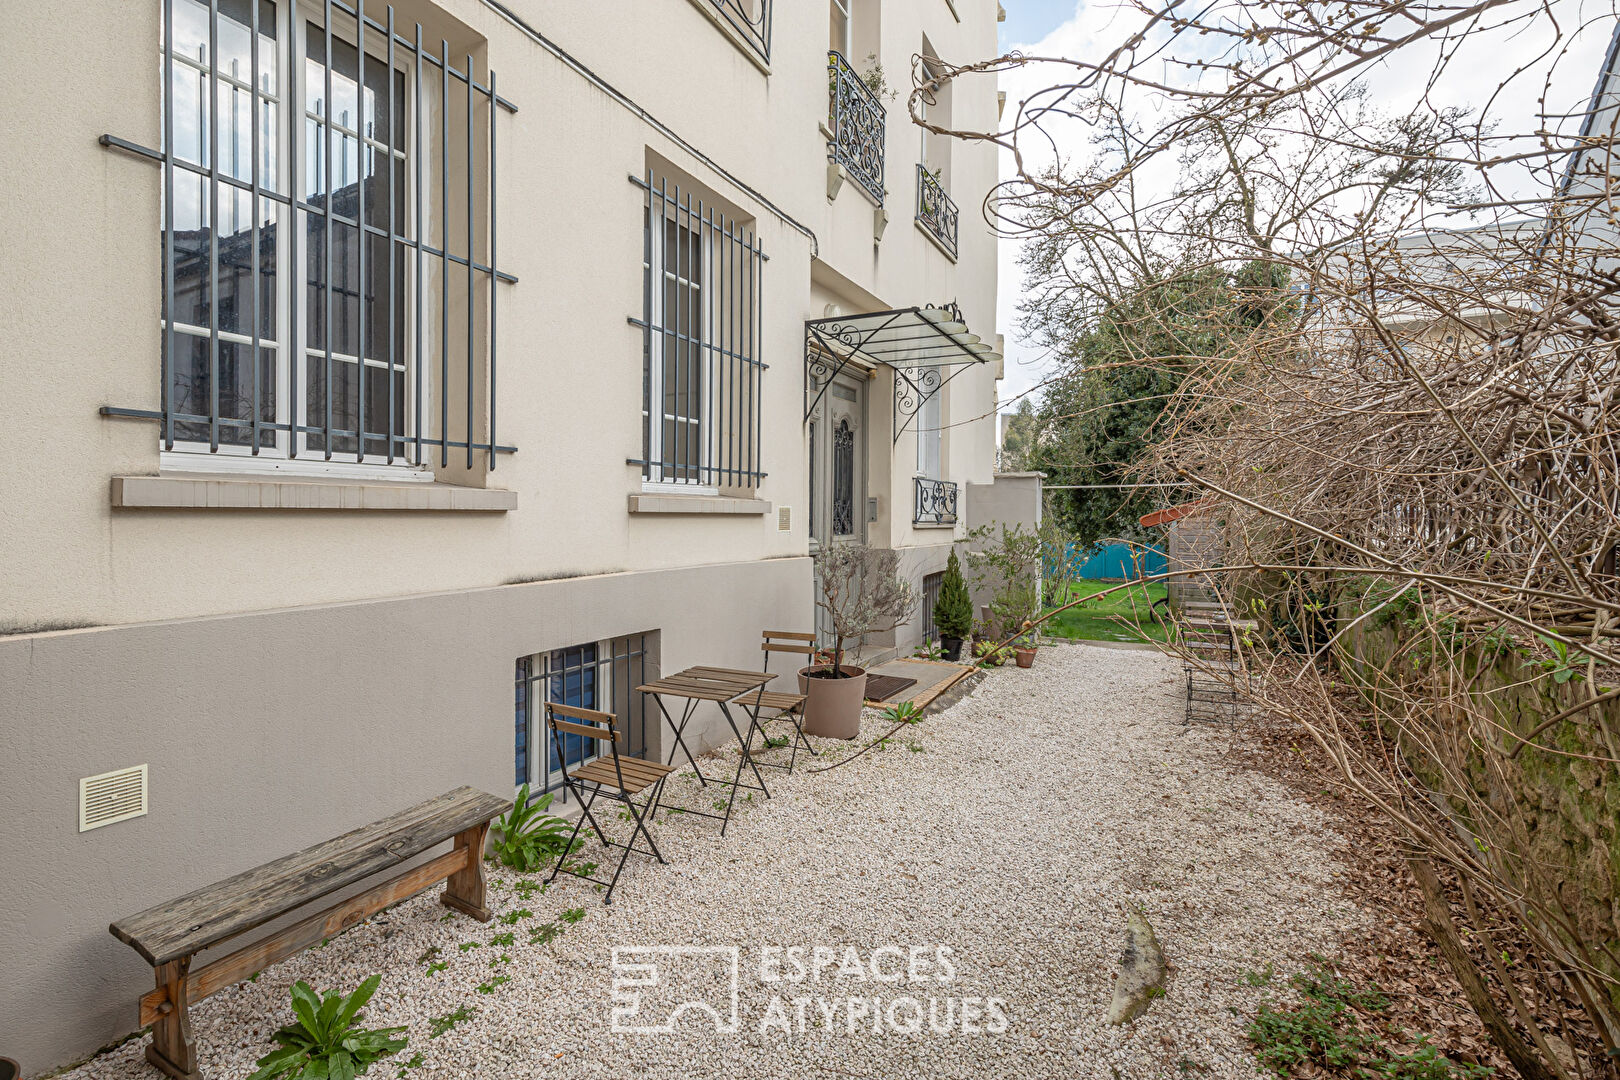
[801,544,917,738]
[933,548,973,661]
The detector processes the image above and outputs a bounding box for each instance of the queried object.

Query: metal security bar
[516,633,653,796]
[704,0,772,64]
[920,570,944,642]
[916,164,958,260]
[101,0,517,471]
[913,476,958,525]
[828,51,885,205]
[629,171,769,489]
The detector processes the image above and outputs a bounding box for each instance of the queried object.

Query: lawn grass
[1041,578,1171,643]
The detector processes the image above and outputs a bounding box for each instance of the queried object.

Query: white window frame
[160,0,432,478]
[642,205,716,492]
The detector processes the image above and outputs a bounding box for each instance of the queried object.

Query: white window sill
[911,521,959,530]
[627,492,770,516]
[111,473,516,512]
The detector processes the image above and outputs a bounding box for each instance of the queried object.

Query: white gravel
[62,646,1366,1080]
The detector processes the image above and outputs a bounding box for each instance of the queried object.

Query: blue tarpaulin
[1064,542,1166,581]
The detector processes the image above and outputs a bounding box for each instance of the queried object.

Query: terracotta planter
[797,665,868,739]
[1014,646,1037,668]
[940,636,964,662]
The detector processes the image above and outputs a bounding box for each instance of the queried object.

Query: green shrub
[934,549,974,640]
[491,785,578,872]
[248,976,407,1080]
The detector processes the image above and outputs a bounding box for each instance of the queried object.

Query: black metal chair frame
[742,630,819,774]
[543,702,670,904]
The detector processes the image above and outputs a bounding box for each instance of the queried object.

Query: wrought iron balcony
[915,164,958,259]
[914,477,959,526]
[704,0,772,65]
[828,50,886,206]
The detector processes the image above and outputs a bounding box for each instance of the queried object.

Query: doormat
[863,674,919,703]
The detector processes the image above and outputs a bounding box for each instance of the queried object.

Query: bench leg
[146,958,198,1080]
[439,821,493,922]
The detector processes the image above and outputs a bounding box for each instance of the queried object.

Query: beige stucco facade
[0,0,1003,1072]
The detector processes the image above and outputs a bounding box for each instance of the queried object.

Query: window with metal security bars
[920,571,943,643]
[100,0,516,473]
[631,171,768,491]
[515,634,654,797]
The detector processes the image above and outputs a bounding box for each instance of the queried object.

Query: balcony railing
[828,50,886,206]
[916,165,958,259]
[705,0,772,65]
[914,477,959,525]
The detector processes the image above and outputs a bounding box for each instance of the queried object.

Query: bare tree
[917,1,1620,1074]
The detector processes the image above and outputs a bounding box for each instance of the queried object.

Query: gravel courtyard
[65,646,1366,1080]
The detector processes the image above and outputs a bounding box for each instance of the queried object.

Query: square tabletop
[635,665,773,702]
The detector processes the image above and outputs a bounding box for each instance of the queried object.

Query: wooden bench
[109,786,511,1080]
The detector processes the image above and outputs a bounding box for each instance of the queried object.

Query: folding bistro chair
[741,630,818,773]
[543,702,674,904]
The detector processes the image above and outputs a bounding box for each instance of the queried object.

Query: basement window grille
[630,170,768,491]
[515,633,653,797]
[101,0,517,471]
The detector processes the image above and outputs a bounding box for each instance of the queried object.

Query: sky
[988,0,1620,415]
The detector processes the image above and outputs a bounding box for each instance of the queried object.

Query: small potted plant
[1013,627,1038,668]
[933,548,973,662]
[800,544,917,739]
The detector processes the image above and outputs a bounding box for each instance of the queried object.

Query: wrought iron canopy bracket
[803,304,998,427]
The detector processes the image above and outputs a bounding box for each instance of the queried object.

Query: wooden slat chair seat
[545,702,671,904]
[109,786,510,1080]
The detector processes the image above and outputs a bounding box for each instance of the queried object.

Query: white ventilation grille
[79,765,148,832]
[777,506,792,532]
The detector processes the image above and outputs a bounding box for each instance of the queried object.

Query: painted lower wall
[0,555,810,1075]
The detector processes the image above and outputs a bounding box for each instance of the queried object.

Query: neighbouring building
[0,0,1007,1071]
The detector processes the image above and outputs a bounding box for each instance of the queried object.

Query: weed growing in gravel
[561,907,586,924]
[491,954,511,966]
[428,1005,473,1038]
[905,741,925,753]
[476,975,511,995]
[1242,964,1276,987]
[416,946,441,966]
[511,879,544,901]
[424,960,447,976]
[248,977,407,1080]
[498,907,533,925]
[528,922,562,946]
[396,1051,425,1077]
[1247,964,1491,1079]
[492,786,581,872]
[489,932,514,947]
[457,942,481,952]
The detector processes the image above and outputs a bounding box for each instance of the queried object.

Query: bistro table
[635,665,775,835]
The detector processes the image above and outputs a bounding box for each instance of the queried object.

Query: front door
[810,370,866,643]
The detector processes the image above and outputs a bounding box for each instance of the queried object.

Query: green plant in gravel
[491,785,580,871]
[489,931,514,947]
[423,960,447,976]
[528,921,562,946]
[511,878,544,901]
[476,975,511,995]
[248,976,408,1080]
[933,548,974,641]
[1247,964,1490,1079]
[561,907,586,924]
[428,1005,473,1039]
[879,701,922,725]
[498,907,533,926]
[1242,964,1275,987]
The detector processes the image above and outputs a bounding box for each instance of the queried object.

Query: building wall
[0,557,810,1074]
[0,0,1002,1071]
